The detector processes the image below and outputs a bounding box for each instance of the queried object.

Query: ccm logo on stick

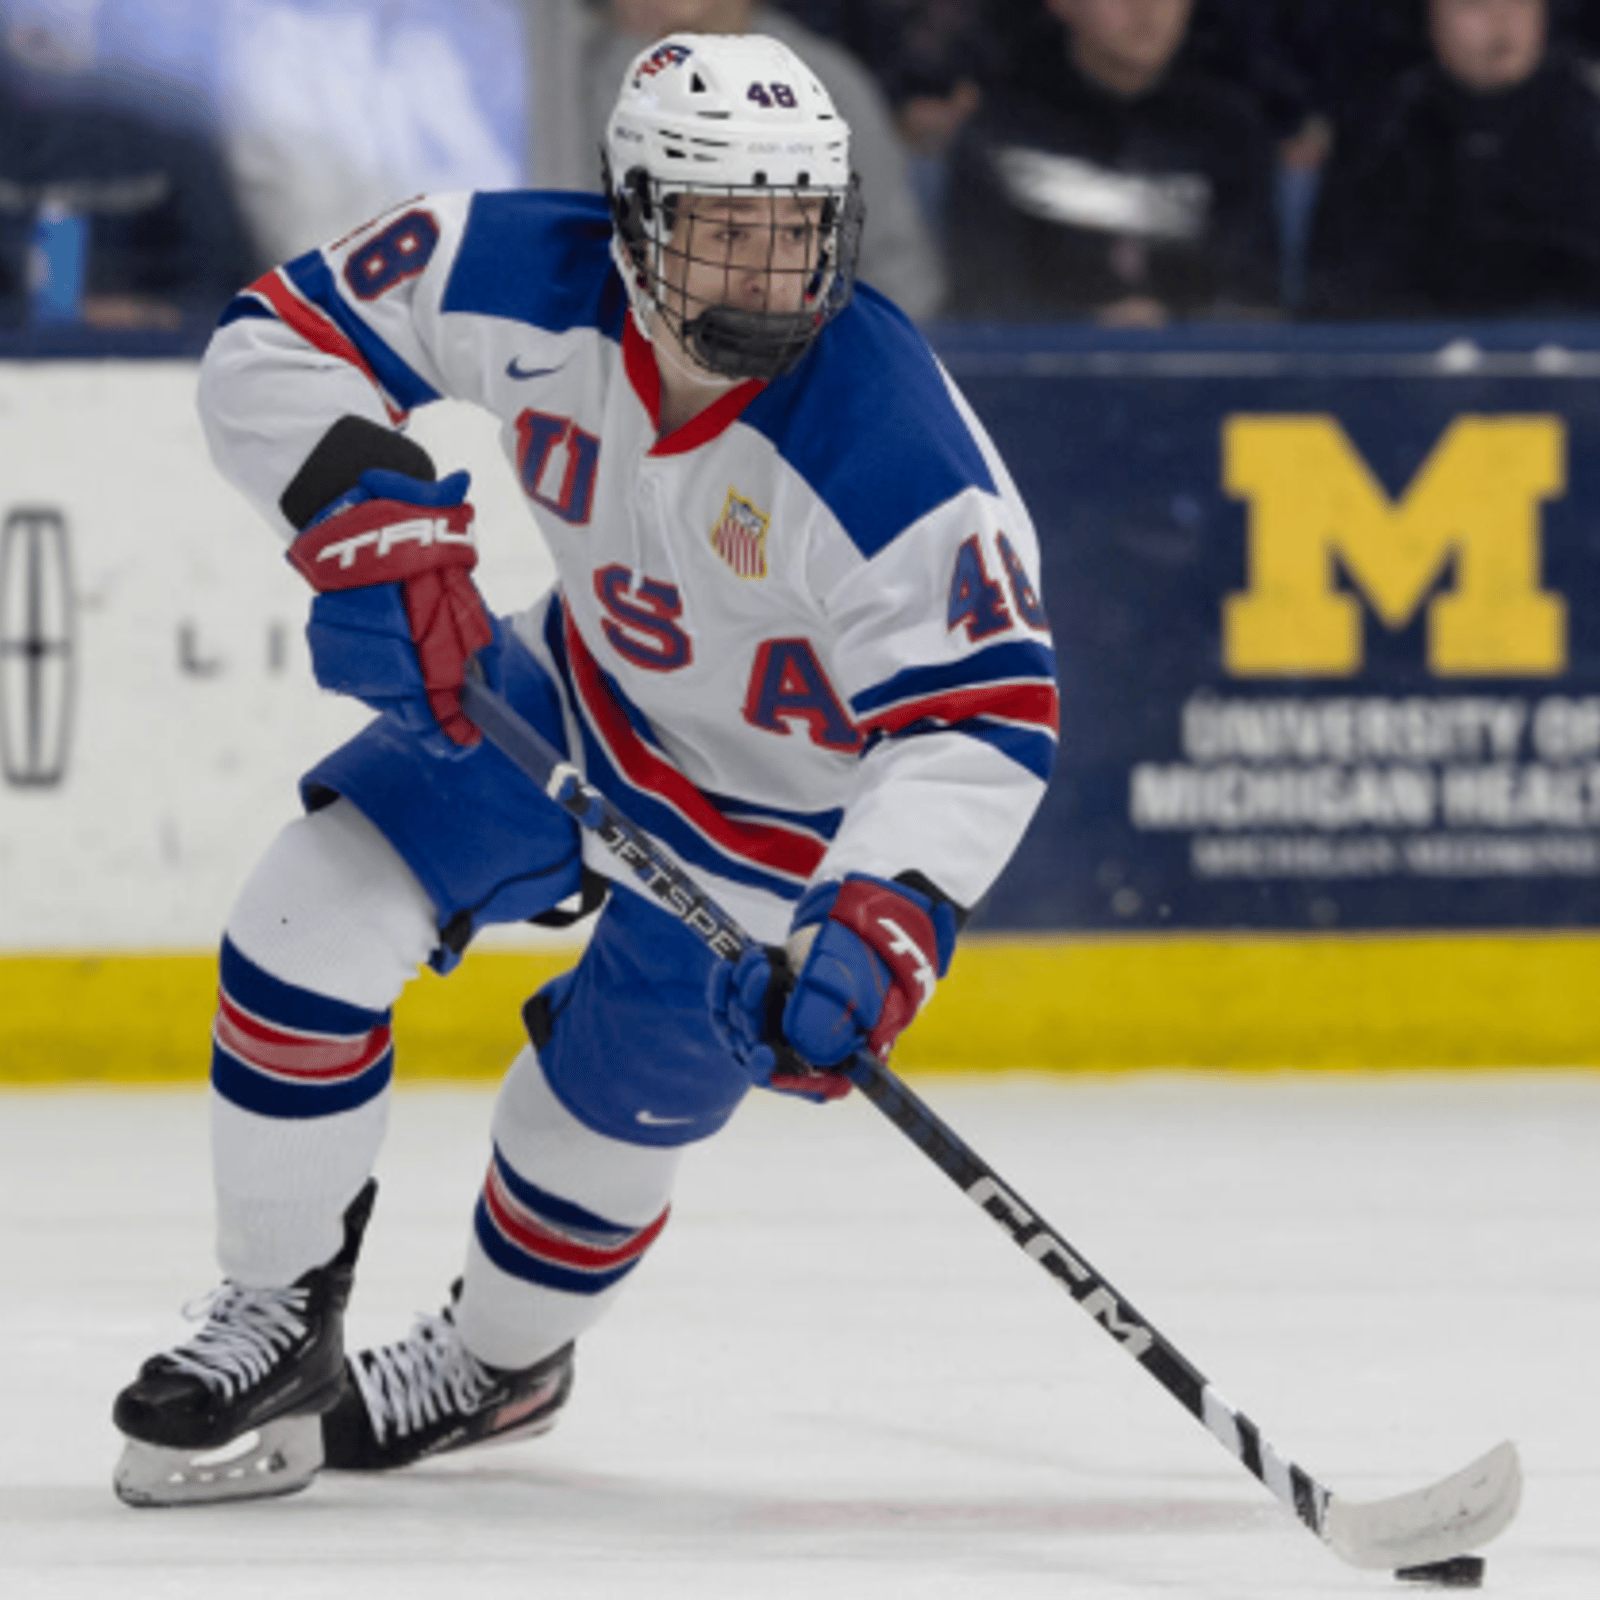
[966,1176,1155,1357]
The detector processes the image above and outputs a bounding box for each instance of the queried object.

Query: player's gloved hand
[710,873,960,1100]
[287,468,498,758]
[710,944,854,1103]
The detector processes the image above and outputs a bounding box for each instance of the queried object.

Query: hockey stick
[459,674,1521,1574]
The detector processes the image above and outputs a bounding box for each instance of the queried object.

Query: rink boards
[8,931,1600,1082]
[8,339,1600,1080]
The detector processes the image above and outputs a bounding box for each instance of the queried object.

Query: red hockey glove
[287,469,495,754]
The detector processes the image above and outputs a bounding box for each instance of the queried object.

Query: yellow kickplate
[4,933,1599,1085]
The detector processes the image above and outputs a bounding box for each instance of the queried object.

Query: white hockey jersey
[198,190,1058,943]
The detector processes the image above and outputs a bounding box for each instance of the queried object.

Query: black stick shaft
[459,673,1330,1537]
[844,1053,1327,1533]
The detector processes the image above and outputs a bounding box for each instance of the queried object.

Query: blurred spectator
[814,3,998,231]
[765,0,854,47]
[0,0,222,132]
[1181,3,1431,146]
[943,0,1278,324]
[0,11,250,331]
[579,0,948,319]
[769,2,996,133]
[1306,0,1600,319]
[213,0,525,269]
[1171,2,1430,310]
[2,2,531,278]
[1554,0,1600,61]
[754,4,997,234]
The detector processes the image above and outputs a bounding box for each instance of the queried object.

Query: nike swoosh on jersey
[506,357,563,381]
[635,1109,696,1127]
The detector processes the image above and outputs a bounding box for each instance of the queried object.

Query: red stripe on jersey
[564,611,827,881]
[622,311,660,423]
[858,680,1061,739]
[214,991,392,1083]
[621,313,765,458]
[483,1165,669,1273]
[654,378,766,456]
[250,268,406,424]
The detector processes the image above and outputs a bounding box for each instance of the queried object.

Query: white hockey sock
[211,800,438,1286]
[455,1045,684,1371]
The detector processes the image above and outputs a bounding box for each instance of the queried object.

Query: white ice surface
[2,1072,1596,1599]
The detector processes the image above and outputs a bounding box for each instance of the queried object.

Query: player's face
[1429,0,1546,92]
[660,193,826,327]
[1052,0,1194,85]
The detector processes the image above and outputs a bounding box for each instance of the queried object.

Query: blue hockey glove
[710,873,960,1099]
[783,874,960,1063]
[288,468,499,759]
[710,944,853,1102]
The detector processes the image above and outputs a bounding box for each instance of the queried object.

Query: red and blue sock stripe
[210,936,394,1119]
[474,1145,669,1296]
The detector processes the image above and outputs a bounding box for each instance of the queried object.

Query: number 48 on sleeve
[948,533,1048,641]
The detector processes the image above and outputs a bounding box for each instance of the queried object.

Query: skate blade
[114,1414,325,1507]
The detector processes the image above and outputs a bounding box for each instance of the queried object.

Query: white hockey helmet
[604,32,864,380]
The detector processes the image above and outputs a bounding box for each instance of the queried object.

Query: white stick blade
[1322,1441,1522,1570]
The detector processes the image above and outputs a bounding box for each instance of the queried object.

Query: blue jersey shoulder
[740,285,998,560]
[443,190,629,339]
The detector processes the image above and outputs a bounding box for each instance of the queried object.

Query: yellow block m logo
[1223,415,1567,677]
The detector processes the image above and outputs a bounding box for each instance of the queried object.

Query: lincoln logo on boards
[1223,415,1567,678]
[0,507,76,788]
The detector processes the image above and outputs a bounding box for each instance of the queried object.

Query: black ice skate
[322,1285,574,1471]
[112,1179,377,1507]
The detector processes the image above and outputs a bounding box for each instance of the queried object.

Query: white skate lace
[348,1312,497,1445]
[162,1284,312,1399]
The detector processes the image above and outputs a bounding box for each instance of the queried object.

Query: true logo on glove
[876,915,937,1003]
[286,483,491,753]
[313,515,476,573]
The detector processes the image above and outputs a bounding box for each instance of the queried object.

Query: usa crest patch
[710,489,769,578]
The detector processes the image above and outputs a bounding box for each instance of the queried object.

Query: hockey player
[111,31,1058,1506]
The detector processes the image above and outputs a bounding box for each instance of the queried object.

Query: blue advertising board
[942,322,1600,933]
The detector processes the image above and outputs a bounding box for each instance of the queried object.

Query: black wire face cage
[611,166,865,382]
